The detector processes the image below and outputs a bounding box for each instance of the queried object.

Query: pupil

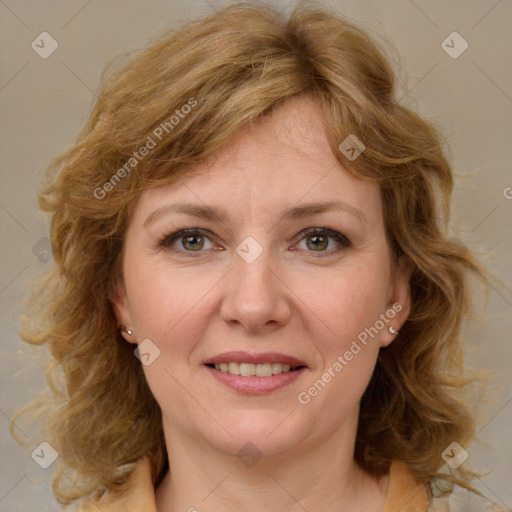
[309,235,327,250]
[185,235,203,251]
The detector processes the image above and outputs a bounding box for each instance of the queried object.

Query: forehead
[199,96,340,180]
[134,96,382,227]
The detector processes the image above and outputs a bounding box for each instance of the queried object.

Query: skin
[113,95,412,512]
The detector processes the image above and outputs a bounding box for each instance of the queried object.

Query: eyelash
[157,227,351,257]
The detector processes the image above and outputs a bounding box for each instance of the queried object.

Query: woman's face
[114,96,411,460]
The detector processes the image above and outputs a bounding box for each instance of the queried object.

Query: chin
[201,411,310,460]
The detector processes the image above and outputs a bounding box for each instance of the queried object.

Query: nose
[220,247,292,334]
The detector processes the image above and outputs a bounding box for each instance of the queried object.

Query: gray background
[1,0,511,510]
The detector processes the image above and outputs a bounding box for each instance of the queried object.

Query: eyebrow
[143,200,367,229]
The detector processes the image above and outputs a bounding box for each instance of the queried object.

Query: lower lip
[204,365,306,394]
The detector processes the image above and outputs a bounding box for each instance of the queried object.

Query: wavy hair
[12,1,487,505]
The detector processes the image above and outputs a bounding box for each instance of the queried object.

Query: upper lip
[204,351,307,367]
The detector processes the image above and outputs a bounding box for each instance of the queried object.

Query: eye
[294,227,351,254]
[158,228,218,255]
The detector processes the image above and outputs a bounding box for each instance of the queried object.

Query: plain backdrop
[1,0,511,510]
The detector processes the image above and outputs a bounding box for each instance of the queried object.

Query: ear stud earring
[388,326,399,335]
[120,326,134,336]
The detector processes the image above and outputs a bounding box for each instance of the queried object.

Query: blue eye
[158,227,351,257]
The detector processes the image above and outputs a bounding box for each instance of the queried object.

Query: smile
[207,362,303,377]
[203,352,308,394]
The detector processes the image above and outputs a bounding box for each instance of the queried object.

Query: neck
[155,411,389,512]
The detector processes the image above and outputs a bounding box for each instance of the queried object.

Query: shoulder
[427,478,509,512]
[70,457,157,512]
[385,461,509,512]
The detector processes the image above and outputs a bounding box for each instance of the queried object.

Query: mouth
[203,351,308,394]
[205,362,306,377]
[203,351,308,376]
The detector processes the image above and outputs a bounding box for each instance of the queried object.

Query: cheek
[292,262,390,406]
[294,283,386,423]
[300,262,390,351]
[124,255,219,354]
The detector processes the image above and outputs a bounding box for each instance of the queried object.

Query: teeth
[228,362,240,375]
[240,363,255,376]
[256,363,272,377]
[212,362,296,377]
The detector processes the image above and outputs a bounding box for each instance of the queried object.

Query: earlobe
[119,325,137,344]
[388,326,399,336]
[111,280,137,344]
[381,255,414,347]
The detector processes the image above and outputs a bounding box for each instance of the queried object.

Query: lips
[203,351,308,394]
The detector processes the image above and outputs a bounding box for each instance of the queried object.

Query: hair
[12,0,488,506]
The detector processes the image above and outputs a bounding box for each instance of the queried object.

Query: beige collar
[383,460,430,512]
[79,457,157,512]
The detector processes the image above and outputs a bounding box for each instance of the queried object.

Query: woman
[12,2,506,511]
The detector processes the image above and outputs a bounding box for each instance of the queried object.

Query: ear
[111,277,137,344]
[380,254,414,348]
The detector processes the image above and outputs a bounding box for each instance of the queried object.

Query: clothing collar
[383,461,430,512]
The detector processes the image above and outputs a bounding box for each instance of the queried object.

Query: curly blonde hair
[12,1,486,505]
